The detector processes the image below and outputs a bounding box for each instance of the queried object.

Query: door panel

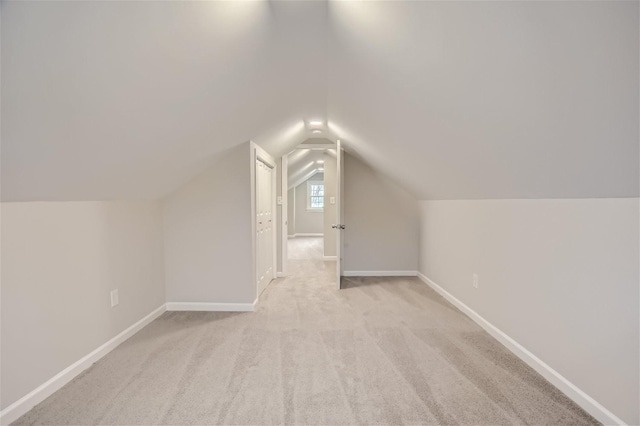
[336,141,344,289]
[257,159,274,296]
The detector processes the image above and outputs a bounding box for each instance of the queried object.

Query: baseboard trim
[290,233,323,237]
[166,300,257,312]
[416,272,626,426]
[0,304,166,426]
[276,272,286,278]
[322,256,336,261]
[343,270,418,277]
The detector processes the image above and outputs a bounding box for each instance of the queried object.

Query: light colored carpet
[14,258,599,425]
[287,236,324,260]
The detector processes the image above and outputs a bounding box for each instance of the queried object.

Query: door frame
[336,139,344,289]
[280,154,288,276]
[250,141,277,300]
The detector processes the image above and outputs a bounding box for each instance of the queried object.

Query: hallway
[15,258,598,425]
[287,236,324,260]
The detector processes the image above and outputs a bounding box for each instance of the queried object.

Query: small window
[307,181,324,211]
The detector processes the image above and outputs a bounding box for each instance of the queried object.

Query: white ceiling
[2,1,638,201]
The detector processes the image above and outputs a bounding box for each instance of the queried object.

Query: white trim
[280,154,288,277]
[0,304,166,426]
[250,141,277,301]
[323,256,337,261]
[166,299,257,312]
[290,233,323,237]
[343,270,418,277]
[416,272,626,426]
[306,180,325,211]
[276,272,286,278]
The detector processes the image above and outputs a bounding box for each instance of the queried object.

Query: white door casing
[255,156,275,295]
[280,155,288,276]
[335,140,345,289]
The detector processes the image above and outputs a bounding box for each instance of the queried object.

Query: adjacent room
[1,1,638,425]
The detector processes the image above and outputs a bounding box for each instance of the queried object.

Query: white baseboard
[343,270,417,277]
[322,256,336,261]
[0,304,167,426]
[289,233,323,238]
[276,272,286,278]
[166,299,257,312]
[416,272,626,426]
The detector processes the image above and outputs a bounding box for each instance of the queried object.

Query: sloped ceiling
[2,1,638,201]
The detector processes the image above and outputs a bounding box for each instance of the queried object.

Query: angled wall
[343,153,419,273]
[162,142,255,305]
[419,198,639,424]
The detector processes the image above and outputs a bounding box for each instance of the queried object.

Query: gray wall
[323,152,337,257]
[343,154,420,272]
[293,175,324,235]
[419,198,640,425]
[162,143,254,304]
[0,201,165,410]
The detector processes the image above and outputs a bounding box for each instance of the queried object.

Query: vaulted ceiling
[2,1,638,201]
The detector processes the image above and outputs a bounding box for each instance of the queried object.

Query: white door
[335,140,345,289]
[256,158,274,295]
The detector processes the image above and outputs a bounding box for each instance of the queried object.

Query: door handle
[331,224,345,230]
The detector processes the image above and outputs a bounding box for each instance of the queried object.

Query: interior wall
[419,198,640,425]
[162,143,254,304]
[323,152,337,257]
[293,174,324,235]
[343,153,420,272]
[0,200,165,410]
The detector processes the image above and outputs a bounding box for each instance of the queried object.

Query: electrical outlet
[110,289,119,307]
[472,274,479,289]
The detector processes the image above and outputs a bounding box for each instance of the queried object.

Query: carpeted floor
[14,253,599,425]
[287,236,324,260]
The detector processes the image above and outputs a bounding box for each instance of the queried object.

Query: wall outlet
[110,289,119,307]
[472,274,479,289]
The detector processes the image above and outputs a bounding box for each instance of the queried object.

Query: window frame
[306,181,324,212]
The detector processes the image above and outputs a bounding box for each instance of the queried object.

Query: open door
[335,140,345,289]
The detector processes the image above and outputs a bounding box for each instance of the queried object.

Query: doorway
[287,148,326,260]
[281,140,344,288]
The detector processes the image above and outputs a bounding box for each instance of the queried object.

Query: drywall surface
[293,175,324,235]
[162,143,254,304]
[343,154,419,272]
[323,152,337,257]
[0,200,165,410]
[328,1,639,199]
[2,0,328,201]
[419,198,639,424]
